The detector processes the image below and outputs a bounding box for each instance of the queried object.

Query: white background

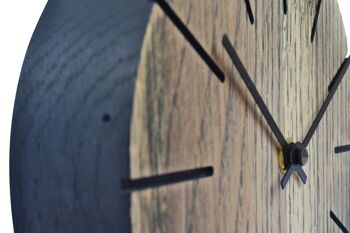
[0,1,349,232]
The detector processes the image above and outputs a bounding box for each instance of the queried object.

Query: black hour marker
[330,211,349,233]
[283,0,288,14]
[335,144,350,154]
[153,0,225,82]
[121,166,213,192]
[311,0,323,42]
[244,0,254,24]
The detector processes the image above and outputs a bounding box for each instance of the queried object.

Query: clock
[10,0,350,232]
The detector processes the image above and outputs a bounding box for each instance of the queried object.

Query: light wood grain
[130,0,350,232]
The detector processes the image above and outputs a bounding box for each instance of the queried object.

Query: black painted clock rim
[10,0,152,232]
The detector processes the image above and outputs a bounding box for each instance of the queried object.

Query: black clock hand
[154,0,225,82]
[302,57,350,148]
[280,164,297,189]
[296,167,307,184]
[280,164,307,189]
[222,34,288,149]
[330,211,349,233]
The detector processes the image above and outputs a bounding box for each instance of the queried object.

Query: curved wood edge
[10,0,152,232]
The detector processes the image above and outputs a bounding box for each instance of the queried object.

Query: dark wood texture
[10,0,350,232]
[130,0,350,232]
[10,0,152,232]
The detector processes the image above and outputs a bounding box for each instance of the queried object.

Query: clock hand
[154,0,225,82]
[302,57,350,148]
[330,211,349,233]
[328,57,350,91]
[222,34,288,149]
[282,57,350,188]
[280,164,296,189]
[296,167,307,183]
[281,164,307,189]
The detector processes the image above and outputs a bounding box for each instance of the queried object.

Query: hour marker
[283,0,288,14]
[121,166,213,192]
[330,211,349,233]
[335,144,350,154]
[244,0,254,24]
[311,0,323,42]
[153,0,225,82]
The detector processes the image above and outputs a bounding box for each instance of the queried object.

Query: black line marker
[328,57,350,92]
[244,0,254,24]
[153,0,225,82]
[311,0,323,42]
[335,144,350,154]
[283,0,288,15]
[121,166,213,192]
[330,211,349,233]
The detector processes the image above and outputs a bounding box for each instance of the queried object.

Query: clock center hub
[284,142,309,167]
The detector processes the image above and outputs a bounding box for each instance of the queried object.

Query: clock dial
[9,0,350,232]
[130,0,350,232]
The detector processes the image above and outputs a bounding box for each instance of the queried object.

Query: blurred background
[0,0,349,232]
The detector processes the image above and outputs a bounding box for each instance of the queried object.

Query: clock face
[10,0,350,232]
[129,0,350,232]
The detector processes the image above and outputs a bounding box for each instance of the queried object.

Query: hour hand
[222,34,288,150]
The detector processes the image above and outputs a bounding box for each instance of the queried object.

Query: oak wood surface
[130,0,350,232]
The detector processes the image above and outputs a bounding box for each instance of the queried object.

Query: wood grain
[130,0,350,232]
[10,1,152,232]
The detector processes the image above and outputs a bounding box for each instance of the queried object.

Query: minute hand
[222,35,288,149]
[302,57,350,147]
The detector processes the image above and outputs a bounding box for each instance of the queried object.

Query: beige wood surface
[130,0,350,232]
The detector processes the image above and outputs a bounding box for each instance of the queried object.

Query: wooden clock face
[130,0,350,232]
[10,0,350,232]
